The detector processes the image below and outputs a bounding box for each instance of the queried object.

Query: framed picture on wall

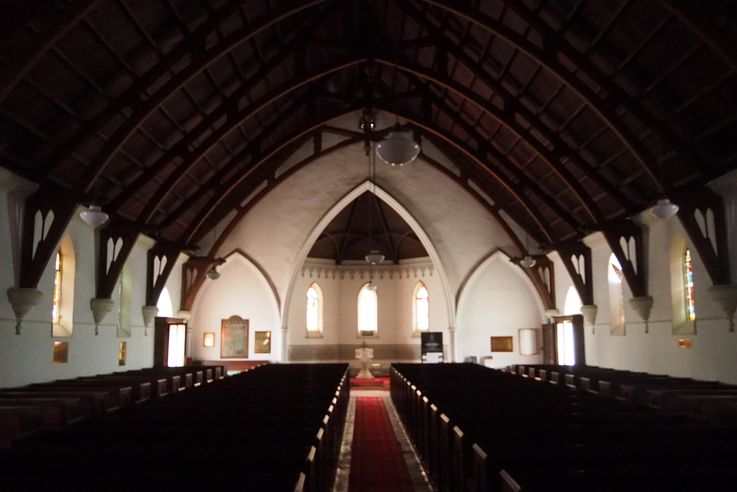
[221,315,248,358]
[203,332,215,348]
[254,331,271,354]
[490,336,513,352]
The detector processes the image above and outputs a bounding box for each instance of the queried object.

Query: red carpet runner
[349,397,414,492]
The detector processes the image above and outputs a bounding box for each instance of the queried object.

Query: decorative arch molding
[281,180,456,357]
[188,248,281,317]
[222,249,282,315]
[456,249,547,328]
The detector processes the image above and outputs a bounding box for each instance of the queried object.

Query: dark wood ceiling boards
[0,0,735,256]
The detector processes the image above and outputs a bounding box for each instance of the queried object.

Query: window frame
[683,248,696,322]
[412,281,430,336]
[305,282,324,338]
[357,283,378,337]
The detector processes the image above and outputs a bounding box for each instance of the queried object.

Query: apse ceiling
[308,191,428,263]
[0,0,735,255]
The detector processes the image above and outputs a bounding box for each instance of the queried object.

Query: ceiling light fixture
[519,231,536,268]
[365,250,385,265]
[206,266,220,280]
[80,203,109,227]
[376,122,420,167]
[650,198,679,219]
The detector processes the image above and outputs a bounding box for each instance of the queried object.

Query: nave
[2,361,737,491]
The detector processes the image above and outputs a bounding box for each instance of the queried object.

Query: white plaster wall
[216,142,516,329]
[189,253,281,362]
[456,255,544,368]
[287,260,448,348]
[550,174,737,383]
[0,179,183,387]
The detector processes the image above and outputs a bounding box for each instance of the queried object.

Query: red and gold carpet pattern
[348,396,414,491]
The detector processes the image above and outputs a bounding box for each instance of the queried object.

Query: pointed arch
[413,281,430,335]
[563,286,583,316]
[52,235,75,337]
[306,281,323,337]
[281,180,455,343]
[456,249,546,324]
[357,283,378,336]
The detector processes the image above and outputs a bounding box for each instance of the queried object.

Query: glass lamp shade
[206,267,220,280]
[376,126,420,166]
[365,250,385,265]
[520,255,537,268]
[650,198,679,219]
[366,281,378,292]
[80,204,109,226]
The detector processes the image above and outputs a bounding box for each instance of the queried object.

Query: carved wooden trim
[145,246,182,307]
[556,241,594,305]
[603,222,647,297]
[511,256,556,310]
[95,221,139,298]
[179,257,216,312]
[18,192,77,288]
[676,188,730,285]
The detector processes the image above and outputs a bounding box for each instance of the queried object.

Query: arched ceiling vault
[1,0,735,260]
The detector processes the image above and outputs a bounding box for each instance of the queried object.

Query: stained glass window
[683,248,696,321]
[52,250,62,325]
[413,283,429,332]
[306,283,322,333]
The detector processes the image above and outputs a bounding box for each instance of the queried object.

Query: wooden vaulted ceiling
[0,0,736,254]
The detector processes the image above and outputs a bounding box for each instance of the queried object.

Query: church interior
[1,0,736,490]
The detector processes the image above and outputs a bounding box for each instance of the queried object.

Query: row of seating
[391,363,737,491]
[510,364,737,425]
[0,364,226,448]
[0,363,348,491]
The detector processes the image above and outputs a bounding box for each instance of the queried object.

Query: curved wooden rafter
[128,51,628,245]
[175,104,557,252]
[0,0,102,105]
[396,0,635,213]
[403,72,586,234]
[135,58,367,224]
[373,56,603,222]
[505,0,712,184]
[655,0,737,74]
[41,0,334,191]
[417,0,667,191]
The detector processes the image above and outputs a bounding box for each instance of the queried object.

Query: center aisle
[348,396,414,491]
[333,390,431,492]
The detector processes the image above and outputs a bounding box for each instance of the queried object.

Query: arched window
[52,236,75,337]
[413,282,429,334]
[683,248,696,321]
[157,287,174,318]
[116,266,132,338]
[608,254,625,336]
[563,286,582,316]
[306,282,323,337]
[51,250,62,326]
[357,283,378,336]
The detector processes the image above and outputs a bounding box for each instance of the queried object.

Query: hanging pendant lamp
[650,198,679,219]
[376,122,420,167]
[80,203,109,226]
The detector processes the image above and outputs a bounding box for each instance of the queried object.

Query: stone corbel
[580,304,598,334]
[629,296,654,334]
[141,305,159,336]
[7,287,43,335]
[90,297,114,335]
